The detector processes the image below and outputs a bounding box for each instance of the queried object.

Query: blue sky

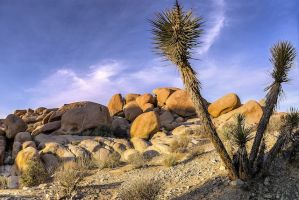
[0,0,298,117]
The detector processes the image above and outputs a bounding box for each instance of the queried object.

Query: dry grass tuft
[161,153,182,167]
[118,178,162,200]
[170,136,190,153]
[94,151,122,169]
[54,160,87,199]
[20,159,48,187]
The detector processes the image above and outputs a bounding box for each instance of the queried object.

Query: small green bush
[118,178,162,200]
[20,159,48,187]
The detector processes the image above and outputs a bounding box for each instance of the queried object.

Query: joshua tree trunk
[236,147,251,180]
[178,61,238,179]
[249,83,280,167]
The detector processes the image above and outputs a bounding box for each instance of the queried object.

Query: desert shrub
[118,178,162,200]
[0,176,7,189]
[54,161,87,199]
[170,136,190,153]
[161,153,181,167]
[76,156,95,170]
[94,152,121,169]
[20,159,48,187]
[127,153,147,168]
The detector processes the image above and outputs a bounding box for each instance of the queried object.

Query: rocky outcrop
[130,111,160,139]
[208,93,241,118]
[3,114,27,139]
[125,94,140,103]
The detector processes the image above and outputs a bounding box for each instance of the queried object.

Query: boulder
[143,149,160,160]
[79,139,102,153]
[172,124,205,136]
[112,142,127,154]
[12,142,22,160]
[159,110,174,126]
[41,153,60,174]
[130,111,160,139]
[42,111,54,124]
[58,102,111,135]
[215,100,263,125]
[123,101,143,122]
[22,141,36,149]
[208,93,241,118]
[107,93,124,116]
[14,132,32,144]
[125,94,140,104]
[32,121,61,136]
[3,114,27,139]
[165,90,196,117]
[123,149,139,161]
[153,87,179,107]
[14,109,27,117]
[111,117,130,137]
[130,138,150,152]
[15,147,41,173]
[67,144,90,158]
[34,107,47,115]
[140,103,155,112]
[40,142,75,161]
[0,135,6,165]
[136,93,155,107]
[93,148,113,162]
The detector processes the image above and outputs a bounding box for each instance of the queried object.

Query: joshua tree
[151,0,297,180]
[249,41,297,168]
[151,0,238,179]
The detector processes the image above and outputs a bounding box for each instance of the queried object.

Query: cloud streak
[197,0,225,55]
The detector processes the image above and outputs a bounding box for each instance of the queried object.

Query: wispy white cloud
[197,0,226,55]
[26,60,182,108]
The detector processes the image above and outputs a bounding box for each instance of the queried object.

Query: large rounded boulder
[130,111,160,139]
[3,114,27,139]
[208,93,241,118]
[107,93,124,117]
[215,100,263,125]
[165,90,196,117]
[58,101,111,135]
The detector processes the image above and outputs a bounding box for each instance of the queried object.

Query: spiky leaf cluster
[226,114,254,148]
[151,0,203,64]
[270,41,296,84]
[282,107,299,130]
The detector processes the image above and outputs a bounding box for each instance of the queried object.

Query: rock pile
[0,87,266,188]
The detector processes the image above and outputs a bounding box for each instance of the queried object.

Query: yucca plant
[151,0,238,179]
[227,115,253,180]
[263,108,299,173]
[249,41,296,167]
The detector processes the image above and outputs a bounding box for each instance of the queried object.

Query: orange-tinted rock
[153,87,179,106]
[165,90,196,117]
[107,93,124,116]
[208,93,241,118]
[130,111,160,139]
[125,94,140,104]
